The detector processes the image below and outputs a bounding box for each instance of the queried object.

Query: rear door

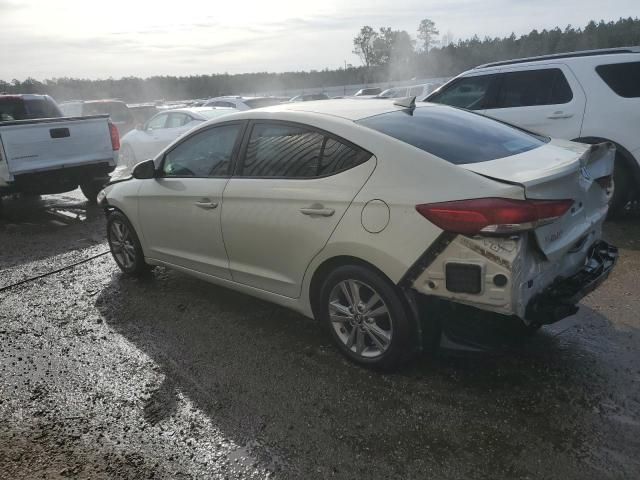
[483,65,586,139]
[137,122,244,278]
[221,121,375,297]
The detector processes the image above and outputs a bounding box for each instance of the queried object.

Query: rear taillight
[416,198,574,235]
[108,121,120,151]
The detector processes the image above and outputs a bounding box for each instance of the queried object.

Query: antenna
[393,96,416,109]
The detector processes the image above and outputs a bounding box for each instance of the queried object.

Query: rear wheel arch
[573,136,640,183]
[308,256,430,354]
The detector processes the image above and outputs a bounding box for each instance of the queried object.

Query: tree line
[2,17,639,102]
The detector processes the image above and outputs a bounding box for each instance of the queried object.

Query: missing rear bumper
[525,241,618,325]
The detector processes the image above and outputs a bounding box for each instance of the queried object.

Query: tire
[106,211,150,276]
[318,264,418,370]
[608,156,632,218]
[80,181,106,204]
[120,145,137,169]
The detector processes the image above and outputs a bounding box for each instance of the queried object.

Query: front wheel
[318,265,418,370]
[107,211,150,276]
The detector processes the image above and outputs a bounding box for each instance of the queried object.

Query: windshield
[0,96,62,121]
[357,105,549,164]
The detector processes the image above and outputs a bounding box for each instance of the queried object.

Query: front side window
[240,123,371,178]
[493,68,573,108]
[162,124,241,177]
[596,62,640,98]
[428,75,496,110]
[357,105,548,165]
[212,101,236,108]
[146,113,168,130]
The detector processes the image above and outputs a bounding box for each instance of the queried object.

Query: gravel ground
[1,191,639,479]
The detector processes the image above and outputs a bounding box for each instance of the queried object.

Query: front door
[137,123,243,278]
[222,121,375,298]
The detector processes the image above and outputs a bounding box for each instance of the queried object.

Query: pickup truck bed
[0,114,119,203]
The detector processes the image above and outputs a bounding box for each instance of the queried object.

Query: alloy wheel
[328,279,393,359]
[109,219,137,269]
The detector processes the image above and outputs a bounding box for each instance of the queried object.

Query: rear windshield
[357,105,548,164]
[83,102,133,122]
[244,98,283,109]
[0,96,62,121]
[596,62,640,98]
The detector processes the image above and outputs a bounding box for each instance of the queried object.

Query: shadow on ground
[96,265,640,479]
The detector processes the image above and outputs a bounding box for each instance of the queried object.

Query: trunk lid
[460,139,614,261]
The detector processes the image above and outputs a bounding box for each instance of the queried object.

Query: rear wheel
[81,181,106,204]
[319,264,418,370]
[107,211,150,276]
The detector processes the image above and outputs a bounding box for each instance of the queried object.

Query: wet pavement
[1,190,639,479]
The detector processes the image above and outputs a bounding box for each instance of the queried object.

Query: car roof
[238,98,420,121]
[166,106,235,115]
[474,46,640,70]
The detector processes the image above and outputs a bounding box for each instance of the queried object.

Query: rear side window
[240,123,371,178]
[493,68,573,108]
[596,62,640,98]
[211,101,236,108]
[357,105,549,165]
[428,75,496,110]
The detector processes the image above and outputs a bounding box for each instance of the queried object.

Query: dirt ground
[1,191,639,479]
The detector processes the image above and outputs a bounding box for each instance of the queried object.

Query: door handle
[195,200,218,210]
[547,111,573,119]
[300,206,335,217]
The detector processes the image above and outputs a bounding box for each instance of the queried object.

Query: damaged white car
[99,98,617,369]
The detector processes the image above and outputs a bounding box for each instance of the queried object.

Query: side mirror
[132,159,156,179]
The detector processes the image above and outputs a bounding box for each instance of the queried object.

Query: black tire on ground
[608,155,633,218]
[318,264,419,370]
[106,211,150,276]
[80,181,106,204]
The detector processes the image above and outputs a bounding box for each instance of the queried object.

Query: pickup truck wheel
[319,265,417,370]
[107,211,150,276]
[608,157,632,218]
[81,181,105,204]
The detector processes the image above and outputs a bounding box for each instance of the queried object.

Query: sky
[1,0,638,81]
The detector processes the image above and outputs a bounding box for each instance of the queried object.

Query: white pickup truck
[0,94,120,210]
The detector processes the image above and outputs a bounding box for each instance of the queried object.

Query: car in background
[127,103,159,126]
[100,98,616,369]
[353,87,382,97]
[203,96,283,110]
[289,93,330,102]
[118,107,236,169]
[60,99,136,136]
[1,94,119,205]
[376,83,442,99]
[425,47,640,215]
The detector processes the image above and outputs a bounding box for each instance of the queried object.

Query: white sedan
[119,107,236,169]
[99,98,617,369]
